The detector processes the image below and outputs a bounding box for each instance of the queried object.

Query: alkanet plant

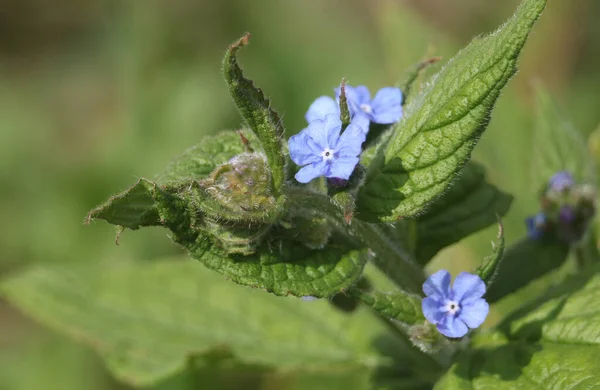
[3,0,600,388]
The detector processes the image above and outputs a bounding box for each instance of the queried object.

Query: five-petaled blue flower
[305,84,403,131]
[289,114,366,183]
[548,171,574,192]
[422,270,489,338]
[525,212,547,239]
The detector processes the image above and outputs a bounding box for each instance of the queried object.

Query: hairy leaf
[0,258,390,387]
[349,288,424,326]
[356,0,546,222]
[223,34,286,192]
[415,162,512,264]
[186,236,369,298]
[485,237,570,303]
[155,131,253,186]
[86,179,161,229]
[476,221,505,284]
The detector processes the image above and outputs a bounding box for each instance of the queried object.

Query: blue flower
[422,270,489,338]
[289,114,366,183]
[305,84,403,130]
[548,171,574,192]
[525,212,547,239]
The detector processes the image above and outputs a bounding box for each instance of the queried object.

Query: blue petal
[303,119,330,150]
[423,269,451,300]
[323,114,342,149]
[327,156,359,180]
[370,87,403,124]
[422,297,445,324]
[452,272,486,304]
[458,298,489,329]
[436,315,469,338]
[335,122,366,157]
[305,96,339,124]
[351,114,371,134]
[295,161,328,183]
[288,131,321,166]
[338,85,370,115]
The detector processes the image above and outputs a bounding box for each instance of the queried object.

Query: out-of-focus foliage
[1,0,599,389]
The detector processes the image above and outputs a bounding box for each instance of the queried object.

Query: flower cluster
[525,171,596,243]
[289,84,403,183]
[422,270,489,338]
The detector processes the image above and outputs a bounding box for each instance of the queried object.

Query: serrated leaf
[187,235,368,298]
[436,267,600,389]
[349,288,424,326]
[531,84,594,192]
[414,162,512,264]
[0,258,389,387]
[223,34,286,192]
[485,238,570,303]
[356,0,546,222]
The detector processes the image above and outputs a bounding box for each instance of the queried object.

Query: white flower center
[444,300,460,315]
[360,103,372,114]
[321,148,335,161]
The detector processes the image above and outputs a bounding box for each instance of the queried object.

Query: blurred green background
[1,0,599,389]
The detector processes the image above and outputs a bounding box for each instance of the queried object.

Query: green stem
[285,187,425,293]
[350,221,424,293]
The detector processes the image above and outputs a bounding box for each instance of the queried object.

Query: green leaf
[186,236,368,298]
[434,333,600,390]
[155,131,253,186]
[530,84,593,193]
[85,179,160,229]
[500,263,600,344]
[414,162,513,264]
[0,257,391,387]
[349,288,424,326]
[436,266,600,389]
[485,237,570,303]
[476,221,505,284]
[356,0,546,222]
[285,187,425,293]
[223,34,286,192]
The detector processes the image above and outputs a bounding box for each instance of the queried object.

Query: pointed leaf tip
[223,33,286,193]
[477,218,506,284]
[357,0,546,222]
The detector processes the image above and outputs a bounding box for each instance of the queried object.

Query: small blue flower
[525,212,547,239]
[548,171,574,192]
[305,84,403,130]
[422,270,489,338]
[339,85,403,125]
[289,114,366,183]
